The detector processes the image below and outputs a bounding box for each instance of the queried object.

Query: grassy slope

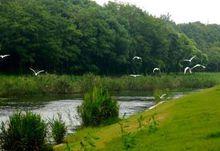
[54,86,220,151]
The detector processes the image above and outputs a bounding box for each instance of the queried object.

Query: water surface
[0,91,185,133]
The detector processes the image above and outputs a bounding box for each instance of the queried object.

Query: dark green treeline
[0,0,208,75]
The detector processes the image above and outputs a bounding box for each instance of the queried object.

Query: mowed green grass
[54,86,220,151]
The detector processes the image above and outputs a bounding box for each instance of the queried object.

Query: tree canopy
[0,0,205,75]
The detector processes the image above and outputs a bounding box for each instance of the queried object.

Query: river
[0,92,185,133]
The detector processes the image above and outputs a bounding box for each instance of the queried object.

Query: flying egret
[0,54,10,59]
[133,56,142,61]
[184,67,192,74]
[183,56,196,63]
[129,74,142,78]
[184,64,206,74]
[153,68,160,73]
[191,64,206,70]
[29,68,44,76]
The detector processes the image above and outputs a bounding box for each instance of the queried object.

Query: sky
[94,0,220,24]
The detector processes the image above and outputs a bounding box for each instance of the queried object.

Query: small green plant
[119,121,125,135]
[122,132,136,151]
[137,115,144,129]
[0,111,47,151]
[148,114,159,133]
[50,114,67,144]
[78,87,119,126]
[118,119,136,150]
[80,133,99,151]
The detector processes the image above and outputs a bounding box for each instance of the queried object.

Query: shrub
[50,115,67,144]
[0,111,47,151]
[78,87,119,126]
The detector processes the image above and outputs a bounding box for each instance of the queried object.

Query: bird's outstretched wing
[191,64,206,70]
[29,68,36,74]
[183,56,196,62]
[190,56,196,61]
[0,54,10,58]
[183,59,190,62]
[130,74,136,77]
[3,54,10,58]
[184,67,190,74]
[36,70,44,75]
[129,74,141,77]
[5,54,10,57]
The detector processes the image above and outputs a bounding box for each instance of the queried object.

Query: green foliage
[54,86,220,151]
[64,142,72,151]
[80,133,99,151]
[148,114,159,134]
[118,118,136,150]
[0,73,219,97]
[178,22,220,72]
[50,115,67,144]
[0,112,47,151]
[78,87,119,126]
[122,132,136,151]
[137,115,144,129]
[0,0,201,74]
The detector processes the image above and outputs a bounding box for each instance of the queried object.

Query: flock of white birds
[183,56,206,74]
[0,53,205,77]
[0,54,205,100]
[131,55,206,77]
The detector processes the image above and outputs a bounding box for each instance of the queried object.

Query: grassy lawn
[54,85,220,151]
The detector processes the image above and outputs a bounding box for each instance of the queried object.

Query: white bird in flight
[0,54,10,59]
[159,94,167,99]
[183,56,196,63]
[133,56,142,61]
[184,67,192,74]
[129,74,142,78]
[153,68,160,73]
[191,64,206,70]
[184,64,206,74]
[29,68,44,76]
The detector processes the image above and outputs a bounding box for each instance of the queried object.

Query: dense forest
[0,0,218,75]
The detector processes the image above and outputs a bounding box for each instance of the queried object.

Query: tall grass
[78,87,119,126]
[0,73,219,97]
[49,115,67,144]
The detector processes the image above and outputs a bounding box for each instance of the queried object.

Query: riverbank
[54,85,220,151]
[0,73,219,97]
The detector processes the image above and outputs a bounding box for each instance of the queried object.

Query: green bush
[0,112,47,151]
[50,115,67,144]
[78,87,119,126]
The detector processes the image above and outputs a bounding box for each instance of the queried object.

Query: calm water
[0,92,185,133]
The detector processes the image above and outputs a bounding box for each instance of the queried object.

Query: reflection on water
[0,91,186,133]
